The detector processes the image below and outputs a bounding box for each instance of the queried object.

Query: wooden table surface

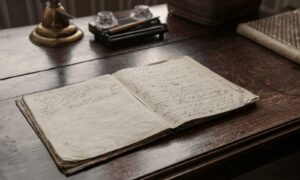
[1,4,300,180]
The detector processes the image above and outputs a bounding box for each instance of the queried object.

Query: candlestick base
[30,23,83,47]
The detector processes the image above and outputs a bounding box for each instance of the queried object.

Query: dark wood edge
[140,117,300,179]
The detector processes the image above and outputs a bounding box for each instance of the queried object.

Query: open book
[17,56,259,175]
[237,9,300,65]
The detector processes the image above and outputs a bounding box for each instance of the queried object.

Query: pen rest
[89,18,168,46]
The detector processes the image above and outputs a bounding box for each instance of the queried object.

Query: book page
[114,56,259,128]
[23,75,168,161]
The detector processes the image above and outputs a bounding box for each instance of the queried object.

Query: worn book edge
[237,23,300,65]
[16,99,172,175]
[16,56,259,175]
[116,56,259,129]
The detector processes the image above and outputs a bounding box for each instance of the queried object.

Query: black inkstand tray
[89,17,168,46]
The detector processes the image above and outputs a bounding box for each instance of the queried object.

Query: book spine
[237,23,300,65]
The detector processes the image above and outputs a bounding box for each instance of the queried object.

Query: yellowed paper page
[23,75,168,161]
[114,56,259,128]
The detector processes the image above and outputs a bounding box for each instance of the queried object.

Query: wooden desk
[1,4,300,180]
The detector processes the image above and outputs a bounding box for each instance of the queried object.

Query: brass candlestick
[30,0,83,47]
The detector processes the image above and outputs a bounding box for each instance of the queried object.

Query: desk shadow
[42,46,72,87]
[88,34,165,52]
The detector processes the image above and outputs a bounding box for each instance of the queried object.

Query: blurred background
[0,0,299,29]
[260,0,300,16]
[0,0,167,29]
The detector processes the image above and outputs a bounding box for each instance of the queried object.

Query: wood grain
[0,5,206,80]
[1,4,300,180]
[1,33,299,101]
[0,85,299,179]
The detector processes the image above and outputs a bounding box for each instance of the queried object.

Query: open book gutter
[16,56,259,175]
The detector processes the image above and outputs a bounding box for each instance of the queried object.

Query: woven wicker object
[238,9,300,65]
[167,0,262,26]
